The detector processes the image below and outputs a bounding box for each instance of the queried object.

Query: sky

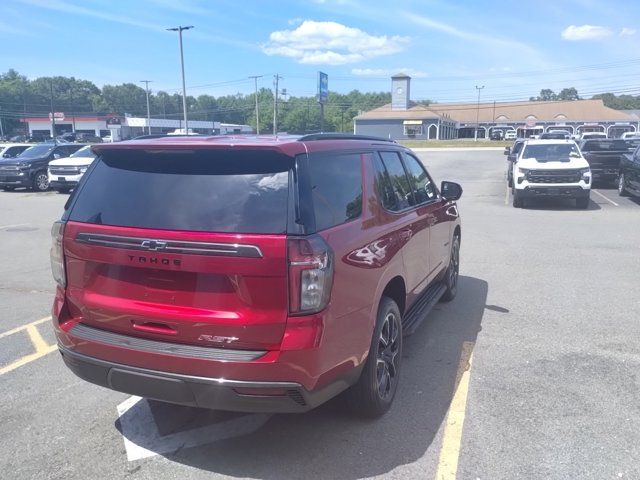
[2,0,640,103]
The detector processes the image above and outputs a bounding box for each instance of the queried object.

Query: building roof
[391,73,411,79]
[355,99,635,123]
[354,102,443,121]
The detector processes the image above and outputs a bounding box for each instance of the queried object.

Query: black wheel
[507,174,513,188]
[618,173,629,197]
[576,195,590,209]
[32,171,49,192]
[512,190,524,208]
[56,188,71,194]
[441,235,460,302]
[342,297,402,418]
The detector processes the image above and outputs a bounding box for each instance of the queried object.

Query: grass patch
[399,140,511,148]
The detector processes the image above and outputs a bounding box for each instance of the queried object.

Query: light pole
[167,25,193,134]
[273,74,283,135]
[474,85,485,141]
[249,75,263,134]
[140,80,153,134]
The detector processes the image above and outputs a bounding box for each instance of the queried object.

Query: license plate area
[58,177,66,182]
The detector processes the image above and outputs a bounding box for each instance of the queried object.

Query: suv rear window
[581,140,628,151]
[68,149,293,233]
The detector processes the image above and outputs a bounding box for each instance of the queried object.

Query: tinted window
[402,154,438,204]
[308,153,362,231]
[581,140,628,151]
[4,146,28,158]
[376,151,413,211]
[18,145,54,158]
[70,146,95,158]
[69,150,293,233]
[512,141,524,154]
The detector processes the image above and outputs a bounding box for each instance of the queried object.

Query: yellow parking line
[0,316,57,376]
[435,341,475,480]
[0,345,58,376]
[0,316,51,339]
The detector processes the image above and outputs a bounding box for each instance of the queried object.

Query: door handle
[400,228,413,241]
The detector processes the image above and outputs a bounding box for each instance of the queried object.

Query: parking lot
[1,149,639,480]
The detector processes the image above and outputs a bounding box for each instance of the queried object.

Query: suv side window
[402,153,438,204]
[376,151,414,211]
[307,152,363,231]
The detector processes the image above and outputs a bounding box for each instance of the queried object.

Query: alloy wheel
[35,173,49,191]
[449,239,460,291]
[376,312,400,399]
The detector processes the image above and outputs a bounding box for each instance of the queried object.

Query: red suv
[50,134,462,417]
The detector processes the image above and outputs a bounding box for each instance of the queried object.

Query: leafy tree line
[529,87,580,101]
[529,87,640,110]
[0,69,391,135]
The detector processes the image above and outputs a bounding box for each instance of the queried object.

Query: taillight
[288,235,334,315]
[50,221,66,288]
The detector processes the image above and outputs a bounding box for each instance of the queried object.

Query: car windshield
[17,144,54,158]
[70,146,95,158]
[522,143,580,162]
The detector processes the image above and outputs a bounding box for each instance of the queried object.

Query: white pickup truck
[511,140,591,209]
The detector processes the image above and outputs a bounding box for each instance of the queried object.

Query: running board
[402,282,447,336]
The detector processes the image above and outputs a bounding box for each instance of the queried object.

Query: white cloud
[351,68,428,78]
[620,27,637,36]
[262,20,409,65]
[561,25,612,41]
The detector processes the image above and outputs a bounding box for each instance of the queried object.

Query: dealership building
[354,74,637,140]
[21,114,252,139]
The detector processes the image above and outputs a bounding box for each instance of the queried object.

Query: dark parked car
[0,143,85,191]
[618,146,640,198]
[504,139,525,187]
[541,132,570,140]
[490,130,504,141]
[579,139,631,185]
[50,133,463,417]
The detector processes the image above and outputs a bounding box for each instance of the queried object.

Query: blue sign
[318,71,328,104]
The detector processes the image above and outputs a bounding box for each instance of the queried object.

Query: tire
[512,190,524,208]
[576,195,590,209]
[507,173,513,188]
[342,297,402,418]
[441,235,460,302]
[56,188,71,194]
[32,171,49,192]
[618,173,629,197]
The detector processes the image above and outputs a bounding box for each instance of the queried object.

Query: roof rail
[297,133,397,143]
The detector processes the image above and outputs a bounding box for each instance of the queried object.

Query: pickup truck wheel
[512,190,524,208]
[56,188,71,194]
[576,195,590,209]
[618,174,629,196]
[32,171,49,192]
[440,235,460,302]
[341,296,402,418]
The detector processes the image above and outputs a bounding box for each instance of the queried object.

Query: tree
[558,87,580,101]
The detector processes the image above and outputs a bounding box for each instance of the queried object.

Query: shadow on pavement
[117,275,488,479]
[522,197,601,211]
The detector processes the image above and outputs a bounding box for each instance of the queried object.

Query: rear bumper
[517,185,590,199]
[59,345,350,413]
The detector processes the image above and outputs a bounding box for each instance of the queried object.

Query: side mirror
[441,181,462,201]
[504,147,510,155]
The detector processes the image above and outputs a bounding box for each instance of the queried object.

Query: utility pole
[69,86,76,133]
[140,80,153,134]
[167,26,193,134]
[273,74,282,135]
[0,107,4,139]
[249,76,263,135]
[50,80,56,142]
[474,85,485,141]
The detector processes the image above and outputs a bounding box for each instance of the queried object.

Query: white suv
[512,140,591,209]
[47,145,96,193]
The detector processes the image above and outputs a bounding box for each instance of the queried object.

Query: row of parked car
[504,136,640,208]
[0,142,95,192]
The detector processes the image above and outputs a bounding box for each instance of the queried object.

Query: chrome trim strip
[75,232,263,258]
[69,323,266,362]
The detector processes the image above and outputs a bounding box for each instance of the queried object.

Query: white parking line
[117,396,271,461]
[593,189,619,207]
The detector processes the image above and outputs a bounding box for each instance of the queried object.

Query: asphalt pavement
[1,150,639,480]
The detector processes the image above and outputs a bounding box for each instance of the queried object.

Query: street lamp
[167,25,193,134]
[140,80,152,134]
[474,85,485,141]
